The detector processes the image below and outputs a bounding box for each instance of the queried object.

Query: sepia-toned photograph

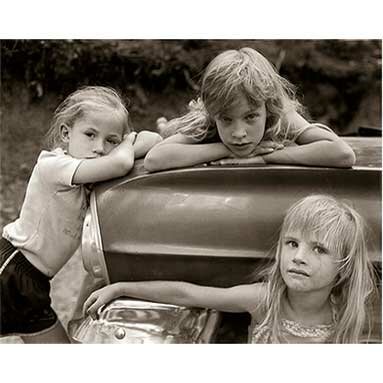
[1,39,381,347]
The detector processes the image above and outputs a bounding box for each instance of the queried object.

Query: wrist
[218,142,232,157]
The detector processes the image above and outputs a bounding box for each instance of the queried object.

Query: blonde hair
[45,86,132,149]
[163,47,302,142]
[260,194,377,343]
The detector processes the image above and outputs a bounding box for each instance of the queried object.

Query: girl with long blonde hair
[84,195,377,343]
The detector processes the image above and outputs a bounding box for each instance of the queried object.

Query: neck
[283,288,333,325]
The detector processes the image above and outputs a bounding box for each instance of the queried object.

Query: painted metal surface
[91,166,381,286]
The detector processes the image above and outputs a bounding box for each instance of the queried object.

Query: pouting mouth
[288,268,310,277]
[231,142,251,146]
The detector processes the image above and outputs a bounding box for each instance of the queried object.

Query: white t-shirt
[3,148,88,277]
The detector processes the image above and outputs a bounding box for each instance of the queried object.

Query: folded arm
[144,133,231,172]
[262,125,356,168]
[72,132,136,184]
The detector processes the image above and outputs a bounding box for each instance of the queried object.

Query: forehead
[77,109,126,136]
[221,94,264,116]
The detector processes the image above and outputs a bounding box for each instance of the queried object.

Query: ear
[60,124,71,143]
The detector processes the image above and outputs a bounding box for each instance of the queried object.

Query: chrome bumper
[69,298,221,344]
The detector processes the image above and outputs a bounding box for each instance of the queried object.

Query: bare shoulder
[281,109,308,130]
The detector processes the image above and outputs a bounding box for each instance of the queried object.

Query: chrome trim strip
[81,191,110,284]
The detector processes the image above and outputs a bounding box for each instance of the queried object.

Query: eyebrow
[283,235,328,249]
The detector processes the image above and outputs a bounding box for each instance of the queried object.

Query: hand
[83,284,121,319]
[210,156,267,166]
[113,131,137,155]
[249,140,284,157]
[134,130,163,158]
[136,130,163,147]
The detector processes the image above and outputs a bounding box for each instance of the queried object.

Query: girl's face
[214,94,266,158]
[279,230,340,294]
[63,110,125,159]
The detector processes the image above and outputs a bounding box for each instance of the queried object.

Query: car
[68,136,382,343]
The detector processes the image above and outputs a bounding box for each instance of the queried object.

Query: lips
[231,143,252,152]
[288,268,310,277]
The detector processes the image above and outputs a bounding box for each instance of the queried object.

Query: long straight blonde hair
[258,194,377,343]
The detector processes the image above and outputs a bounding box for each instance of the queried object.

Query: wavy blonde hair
[259,195,377,343]
[45,86,132,149]
[163,47,303,143]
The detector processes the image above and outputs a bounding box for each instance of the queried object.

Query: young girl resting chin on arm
[145,47,355,172]
[0,86,162,343]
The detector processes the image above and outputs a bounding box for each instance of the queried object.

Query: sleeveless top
[249,301,338,344]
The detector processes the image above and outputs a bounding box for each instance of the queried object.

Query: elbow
[119,156,135,176]
[144,149,165,172]
[336,141,356,168]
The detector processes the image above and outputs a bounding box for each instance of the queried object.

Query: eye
[245,112,259,122]
[313,246,327,255]
[85,132,95,139]
[107,138,120,145]
[220,116,232,124]
[285,240,298,248]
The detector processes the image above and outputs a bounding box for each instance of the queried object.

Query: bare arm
[72,132,136,184]
[83,281,265,318]
[263,111,355,168]
[133,130,163,159]
[262,127,355,168]
[144,133,232,172]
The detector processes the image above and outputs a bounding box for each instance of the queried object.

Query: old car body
[68,137,382,343]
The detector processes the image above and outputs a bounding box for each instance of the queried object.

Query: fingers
[83,294,96,315]
[123,131,138,144]
[251,147,275,156]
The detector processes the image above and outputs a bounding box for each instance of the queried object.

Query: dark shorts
[0,237,58,337]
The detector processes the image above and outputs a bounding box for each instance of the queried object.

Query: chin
[231,147,254,158]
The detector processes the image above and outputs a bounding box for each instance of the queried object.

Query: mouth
[231,143,252,150]
[288,268,310,277]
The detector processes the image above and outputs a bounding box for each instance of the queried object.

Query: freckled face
[280,231,340,294]
[214,94,266,157]
[64,110,125,159]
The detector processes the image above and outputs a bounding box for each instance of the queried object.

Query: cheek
[248,120,266,144]
[314,260,339,286]
[216,123,229,144]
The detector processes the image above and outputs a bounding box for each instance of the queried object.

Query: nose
[93,139,106,155]
[292,246,307,265]
[231,121,247,139]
